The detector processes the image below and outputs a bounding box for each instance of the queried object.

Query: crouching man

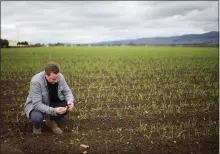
[24,62,76,134]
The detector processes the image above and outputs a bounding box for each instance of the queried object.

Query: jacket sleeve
[30,81,57,116]
[61,75,75,103]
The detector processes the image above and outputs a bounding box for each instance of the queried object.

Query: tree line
[1,39,30,48]
[0,39,9,48]
[17,41,29,46]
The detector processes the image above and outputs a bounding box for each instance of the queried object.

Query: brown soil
[0,79,219,154]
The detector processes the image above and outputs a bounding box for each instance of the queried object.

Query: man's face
[45,72,60,84]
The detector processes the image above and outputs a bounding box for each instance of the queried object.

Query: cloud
[1,1,218,44]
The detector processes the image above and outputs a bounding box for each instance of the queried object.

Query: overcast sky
[1,1,219,44]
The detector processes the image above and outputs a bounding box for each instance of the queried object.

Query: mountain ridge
[88,31,219,46]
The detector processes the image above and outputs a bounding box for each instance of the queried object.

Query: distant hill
[89,31,219,46]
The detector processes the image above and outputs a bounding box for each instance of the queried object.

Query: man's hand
[67,100,74,111]
[55,107,68,114]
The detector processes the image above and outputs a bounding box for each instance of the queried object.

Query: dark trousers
[29,100,68,129]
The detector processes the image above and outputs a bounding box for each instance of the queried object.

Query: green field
[1,46,219,153]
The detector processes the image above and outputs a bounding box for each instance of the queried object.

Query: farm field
[0,46,219,154]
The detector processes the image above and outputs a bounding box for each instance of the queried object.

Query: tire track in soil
[5,115,219,154]
[7,129,219,154]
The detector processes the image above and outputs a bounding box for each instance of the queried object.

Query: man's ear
[45,73,49,78]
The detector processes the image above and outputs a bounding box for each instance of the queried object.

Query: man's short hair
[44,62,60,76]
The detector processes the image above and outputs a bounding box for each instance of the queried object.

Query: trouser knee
[29,110,45,123]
